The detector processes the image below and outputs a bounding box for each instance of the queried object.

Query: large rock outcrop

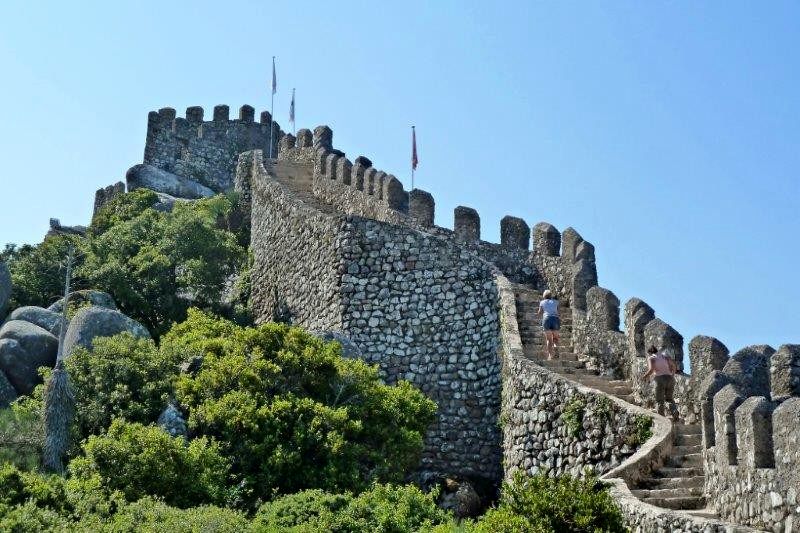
[0,335,56,396]
[0,369,17,407]
[62,306,150,357]
[126,164,214,199]
[48,290,117,314]
[5,306,65,336]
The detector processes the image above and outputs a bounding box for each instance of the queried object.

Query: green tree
[79,193,245,336]
[1,234,86,309]
[170,310,437,507]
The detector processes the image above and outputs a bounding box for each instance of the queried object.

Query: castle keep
[94,103,798,532]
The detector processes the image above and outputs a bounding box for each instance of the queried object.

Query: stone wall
[244,150,344,330]
[244,149,504,480]
[701,345,800,531]
[496,276,648,479]
[144,105,284,192]
[340,218,502,480]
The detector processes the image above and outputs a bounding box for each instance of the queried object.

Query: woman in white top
[536,289,560,360]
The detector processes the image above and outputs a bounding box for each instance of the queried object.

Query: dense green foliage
[1,234,86,309]
[472,474,626,533]
[0,399,43,470]
[80,193,245,336]
[66,333,181,440]
[252,484,453,532]
[171,310,438,506]
[69,419,230,507]
[2,189,246,336]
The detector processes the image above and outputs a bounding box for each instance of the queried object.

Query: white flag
[271,57,277,95]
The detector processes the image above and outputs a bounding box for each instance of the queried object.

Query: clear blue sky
[1,1,798,361]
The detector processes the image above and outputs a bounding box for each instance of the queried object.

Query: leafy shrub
[171,310,437,507]
[66,333,182,439]
[562,396,586,437]
[74,497,250,533]
[471,473,626,533]
[253,484,454,532]
[626,414,653,447]
[89,188,159,237]
[79,193,245,336]
[69,419,230,508]
[0,400,43,470]
[1,234,86,309]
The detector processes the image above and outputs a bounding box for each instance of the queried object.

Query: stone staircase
[512,284,714,515]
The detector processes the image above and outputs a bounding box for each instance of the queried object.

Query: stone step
[641,495,707,511]
[666,453,702,468]
[655,466,704,478]
[638,476,704,490]
[674,424,701,436]
[684,508,720,520]
[675,433,701,447]
[538,359,585,370]
[673,444,702,456]
[632,486,703,500]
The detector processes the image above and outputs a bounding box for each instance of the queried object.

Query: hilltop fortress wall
[109,104,799,530]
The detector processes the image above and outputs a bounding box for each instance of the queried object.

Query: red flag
[411,126,418,171]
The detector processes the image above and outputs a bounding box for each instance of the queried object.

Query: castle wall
[496,276,645,479]
[339,217,503,480]
[144,106,284,192]
[700,345,800,531]
[245,150,344,330]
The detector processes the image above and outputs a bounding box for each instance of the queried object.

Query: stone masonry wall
[701,345,800,531]
[339,218,502,480]
[145,105,285,192]
[244,150,344,330]
[496,276,646,479]
[245,149,504,480]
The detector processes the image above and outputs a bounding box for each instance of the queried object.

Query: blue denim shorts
[543,316,560,331]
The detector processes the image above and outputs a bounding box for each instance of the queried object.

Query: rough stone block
[575,240,595,264]
[409,189,435,227]
[313,125,333,151]
[772,397,800,479]
[374,171,387,199]
[278,133,296,154]
[353,155,372,168]
[296,129,312,148]
[700,370,731,448]
[560,227,583,262]
[325,153,341,180]
[713,384,745,465]
[735,396,775,468]
[158,107,176,122]
[570,259,597,311]
[260,110,272,125]
[213,104,229,123]
[643,318,684,371]
[586,287,620,331]
[383,175,406,211]
[770,344,800,402]
[454,206,480,242]
[533,222,560,256]
[363,168,377,195]
[239,105,255,122]
[500,217,530,250]
[624,298,655,357]
[723,344,776,398]
[688,336,729,386]
[351,159,368,190]
[186,106,204,123]
[336,157,353,186]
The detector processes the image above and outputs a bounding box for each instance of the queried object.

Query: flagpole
[411,125,416,190]
[269,56,275,159]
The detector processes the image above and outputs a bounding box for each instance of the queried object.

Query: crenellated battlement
[143,105,284,192]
